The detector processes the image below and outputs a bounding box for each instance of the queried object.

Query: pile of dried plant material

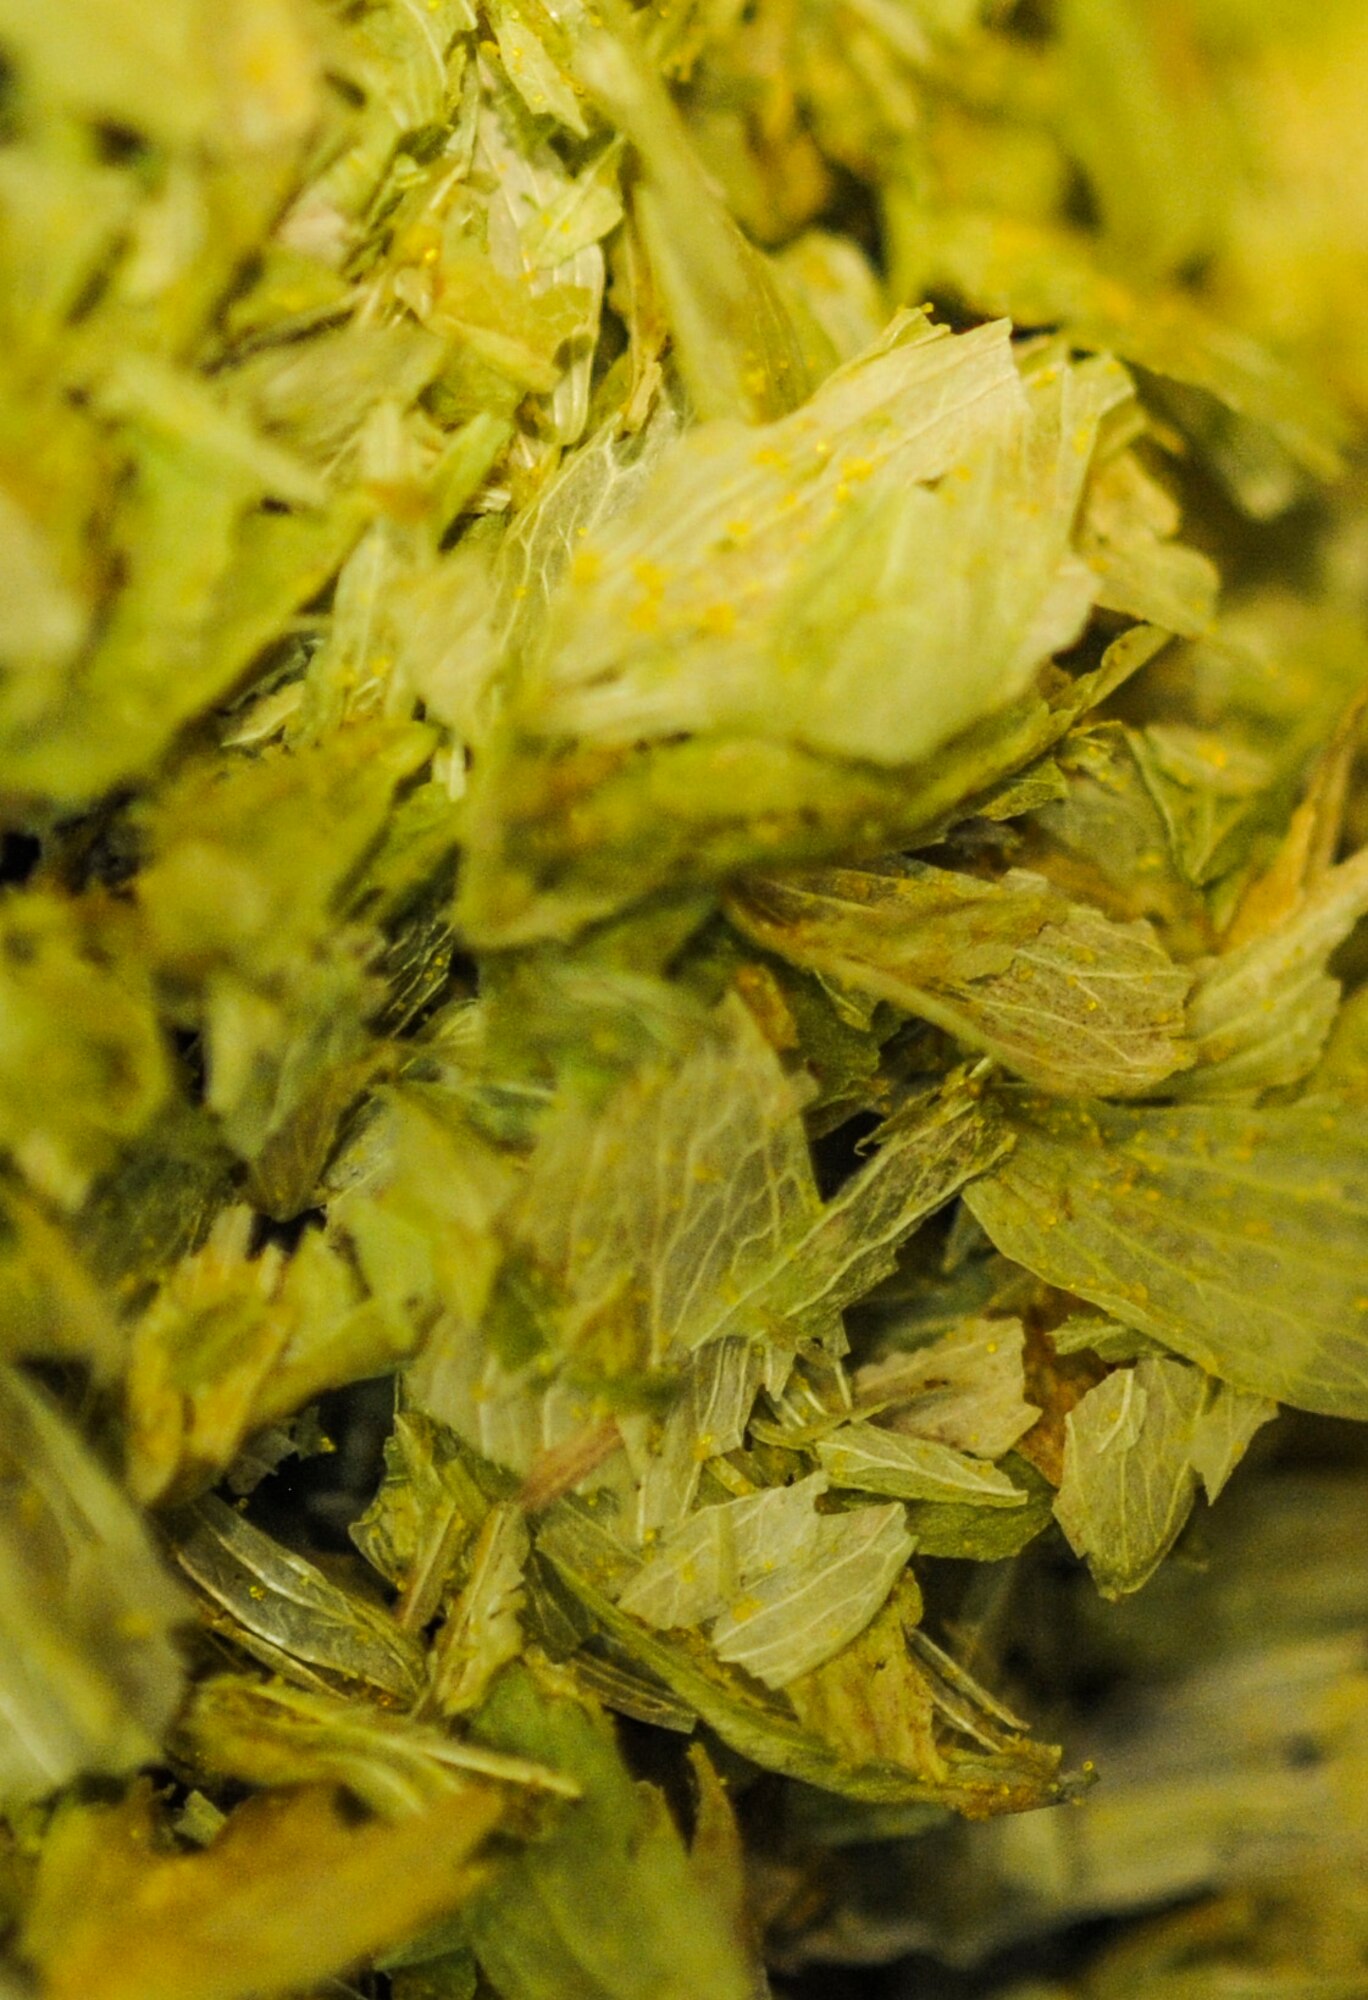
[2,1,1368,1995]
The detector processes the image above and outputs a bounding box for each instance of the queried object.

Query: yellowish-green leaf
[729,861,1193,1097]
[351,1409,494,1628]
[852,1317,1040,1460]
[521,321,1113,770]
[1176,847,1368,1099]
[0,890,169,1210]
[21,1778,502,2000]
[177,1675,576,1816]
[126,1211,414,1506]
[1055,1357,1276,1598]
[816,1424,1026,1506]
[891,204,1346,482]
[507,997,818,1367]
[172,1495,426,1703]
[966,1094,1368,1418]
[464,1661,757,2000]
[709,1502,912,1687]
[457,622,1167,946]
[0,1366,187,1806]
[429,1502,530,1716]
[618,1473,832,1628]
[634,1336,765,1536]
[545,1551,1066,1815]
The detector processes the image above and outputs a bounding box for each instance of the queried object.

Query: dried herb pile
[2,1,1368,1995]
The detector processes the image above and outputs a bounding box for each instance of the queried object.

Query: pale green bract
[0,1366,187,1803]
[505,997,818,1367]
[172,1496,426,1703]
[632,1337,766,1536]
[618,1472,834,1628]
[709,1503,914,1688]
[1175,847,1368,1098]
[488,1007,1005,1397]
[517,321,1118,770]
[3,0,1368,1989]
[816,1425,1027,1507]
[729,861,1193,1097]
[1054,1356,1276,1597]
[428,1502,530,1717]
[615,1472,914,1686]
[177,1675,577,1816]
[464,1664,761,2000]
[965,1094,1368,1418]
[852,1318,1040,1460]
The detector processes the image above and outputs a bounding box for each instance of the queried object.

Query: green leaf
[1186,1378,1279,1503]
[851,1317,1041,1460]
[900,1452,1057,1560]
[0,890,170,1210]
[1054,1357,1276,1598]
[617,1473,833,1627]
[489,0,589,135]
[0,0,319,154]
[892,204,1347,483]
[707,1499,914,1687]
[21,1778,503,2000]
[1130,720,1287,890]
[816,1425,1026,1506]
[1175,847,1368,1099]
[126,1211,412,1506]
[1049,1313,1166,1364]
[634,1335,765,1536]
[1054,0,1222,278]
[517,320,1110,768]
[784,1590,942,1782]
[680,1744,771,2000]
[0,1179,121,1373]
[567,0,815,422]
[1126,602,1368,898]
[545,1552,1065,1815]
[965,1094,1368,1418]
[729,860,1193,1097]
[337,1086,515,1371]
[506,996,818,1367]
[710,1071,1012,1350]
[457,622,1168,945]
[71,1105,238,1315]
[456,600,1168,944]
[1080,447,1219,636]
[428,1502,530,1716]
[464,1661,757,2000]
[171,1495,426,1703]
[350,1410,492,1628]
[1020,723,1213,957]
[176,1674,576,1814]
[2,431,363,805]
[139,722,434,980]
[0,1365,187,1806]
